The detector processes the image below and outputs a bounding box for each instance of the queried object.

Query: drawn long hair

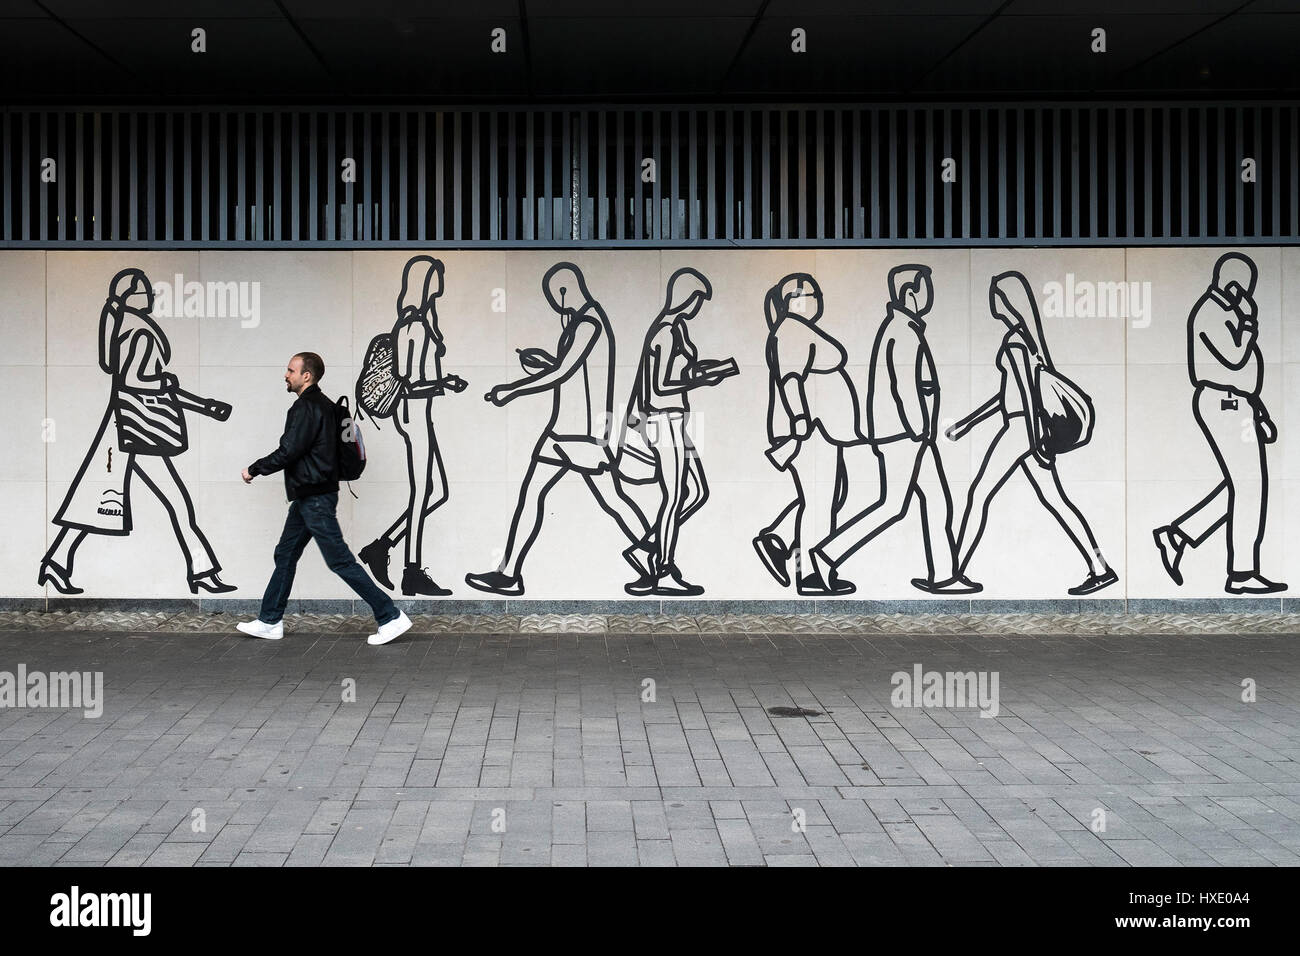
[989,271,1053,369]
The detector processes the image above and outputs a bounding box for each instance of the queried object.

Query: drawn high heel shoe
[38,559,83,595]
[189,571,237,594]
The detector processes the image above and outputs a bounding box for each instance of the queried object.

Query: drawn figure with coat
[38,268,235,595]
[945,271,1117,595]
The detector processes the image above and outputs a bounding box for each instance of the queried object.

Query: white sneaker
[236,619,283,640]
[368,611,412,646]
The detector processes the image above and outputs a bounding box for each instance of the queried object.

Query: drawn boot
[38,558,83,595]
[1152,526,1186,586]
[402,564,451,597]
[622,538,655,580]
[912,574,983,595]
[1225,572,1287,595]
[752,532,791,588]
[1068,567,1119,596]
[464,570,524,597]
[189,571,237,594]
[651,565,704,598]
[359,536,396,590]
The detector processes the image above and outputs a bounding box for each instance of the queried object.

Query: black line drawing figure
[808,265,981,595]
[1152,253,1286,594]
[615,267,738,596]
[944,271,1117,595]
[753,273,865,596]
[37,268,235,595]
[353,256,467,597]
[465,262,653,596]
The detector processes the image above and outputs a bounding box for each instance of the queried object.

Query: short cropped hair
[294,351,325,382]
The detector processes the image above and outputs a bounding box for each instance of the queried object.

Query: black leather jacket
[249,384,339,500]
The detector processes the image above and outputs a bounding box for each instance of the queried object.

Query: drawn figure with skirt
[945,271,1117,595]
[38,268,235,595]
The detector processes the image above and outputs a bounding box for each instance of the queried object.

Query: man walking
[808,265,980,595]
[238,352,413,644]
[1153,253,1286,595]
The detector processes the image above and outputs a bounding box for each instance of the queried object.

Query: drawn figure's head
[543,262,591,319]
[769,273,823,327]
[398,256,444,316]
[108,268,154,314]
[663,268,712,322]
[888,264,933,319]
[1211,252,1257,306]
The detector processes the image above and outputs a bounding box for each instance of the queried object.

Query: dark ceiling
[2,0,1298,104]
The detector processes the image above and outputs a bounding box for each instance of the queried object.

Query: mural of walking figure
[465,262,653,596]
[946,271,1118,595]
[616,267,738,596]
[355,256,467,596]
[753,274,863,596]
[1152,253,1286,594]
[808,265,980,595]
[37,268,235,595]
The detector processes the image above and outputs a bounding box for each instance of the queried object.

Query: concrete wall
[3,248,1296,609]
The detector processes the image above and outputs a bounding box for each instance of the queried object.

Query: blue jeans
[258,492,398,626]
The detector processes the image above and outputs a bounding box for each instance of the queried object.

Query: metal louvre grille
[2,104,1297,246]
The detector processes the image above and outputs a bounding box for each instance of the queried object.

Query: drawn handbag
[1032,365,1094,461]
[114,386,188,456]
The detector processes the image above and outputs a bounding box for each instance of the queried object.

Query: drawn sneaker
[795,571,855,597]
[624,573,659,596]
[651,565,704,597]
[1152,526,1185,586]
[401,564,451,597]
[1068,567,1119,595]
[464,570,524,596]
[1225,573,1287,595]
[368,610,413,646]
[359,536,395,590]
[911,574,983,595]
[752,532,791,588]
[236,619,283,640]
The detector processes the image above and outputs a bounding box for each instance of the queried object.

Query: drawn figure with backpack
[1152,252,1286,595]
[353,256,467,597]
[615,267,738,596]
[945,271,1118,596]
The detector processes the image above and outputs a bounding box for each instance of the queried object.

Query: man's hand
[486,384,513,407]
[241,467,254,484]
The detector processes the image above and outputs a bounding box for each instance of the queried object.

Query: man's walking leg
[259,503,312,624]
[298,493,399,625]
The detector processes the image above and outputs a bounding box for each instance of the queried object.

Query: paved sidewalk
[1,627,1298,866]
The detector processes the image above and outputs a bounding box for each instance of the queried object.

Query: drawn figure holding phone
[355,256,467,596]
[1152,252,1286,594]
[465,262,652,596]
[617,267,737,596]
[38,268,236,595]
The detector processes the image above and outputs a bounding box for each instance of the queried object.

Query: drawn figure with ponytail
[38,268,235,595]
[355,256,467,596]
[616,267,737,596]
[945,271,1118,595]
